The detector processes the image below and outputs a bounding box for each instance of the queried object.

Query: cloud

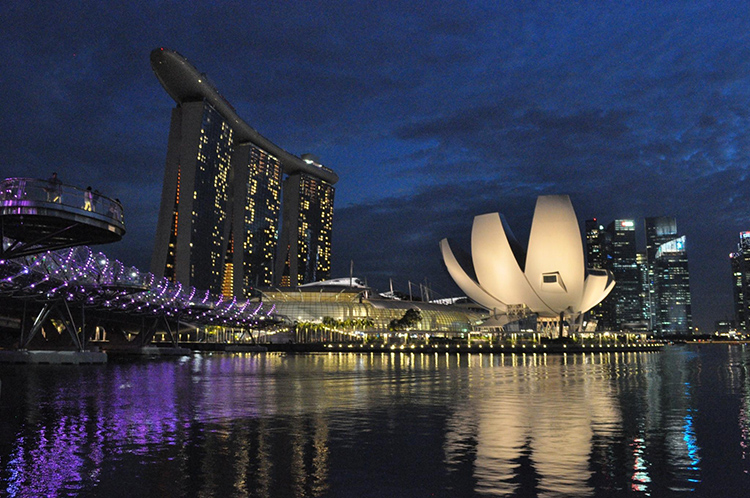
[3,0,750,330]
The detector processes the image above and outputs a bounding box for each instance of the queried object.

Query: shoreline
[254,342,665,354]
[13,341,749,363]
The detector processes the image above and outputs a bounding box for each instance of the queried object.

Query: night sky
[3,1,749,332]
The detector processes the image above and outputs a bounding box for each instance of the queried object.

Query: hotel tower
[149,48,338,295]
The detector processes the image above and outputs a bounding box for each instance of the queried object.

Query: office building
[606,219,643,329]
[730,232,750,331]
[645,217,692,334]
[584,216,692,333]
[645,216,678,261]
[651,236,692,334]
[584,219,613,329]
[644,216,677,325]
[585,219,606,269]
[149,48,338,295]
[636,252,650,321]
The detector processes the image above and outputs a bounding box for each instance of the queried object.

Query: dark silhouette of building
[585,219,613,329]
[149,48,338,295]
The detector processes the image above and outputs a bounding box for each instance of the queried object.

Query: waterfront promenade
[0,338,664,363]
[260,341,664,354]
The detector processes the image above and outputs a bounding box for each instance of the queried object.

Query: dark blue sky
[2,1,749,331]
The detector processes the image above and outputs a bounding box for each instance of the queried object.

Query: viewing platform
[0,178,125,258]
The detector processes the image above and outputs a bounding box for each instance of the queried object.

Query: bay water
[1,345,750,497]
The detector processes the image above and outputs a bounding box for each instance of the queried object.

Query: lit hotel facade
[149,48,338,295]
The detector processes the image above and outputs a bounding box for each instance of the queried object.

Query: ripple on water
[1,348,747,497]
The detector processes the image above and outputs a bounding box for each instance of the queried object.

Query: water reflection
[443,353,620,496]
[724,344,750,478]
[0,348,747,496]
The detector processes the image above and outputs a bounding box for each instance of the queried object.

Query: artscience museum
[440,195,615,336]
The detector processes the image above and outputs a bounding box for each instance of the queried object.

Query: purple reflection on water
[2,348,750,497]
[2,362,203,496]
[5,416,87,496]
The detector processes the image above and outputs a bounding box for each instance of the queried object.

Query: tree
[388,308,422,331]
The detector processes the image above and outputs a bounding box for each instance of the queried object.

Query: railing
[0,178,124,225]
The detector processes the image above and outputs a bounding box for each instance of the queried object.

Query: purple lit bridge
[0,246,279,352]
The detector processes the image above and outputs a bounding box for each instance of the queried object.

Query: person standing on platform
[46,172,62,202]
[108,199,123,221]
[92,189,101,212]
[83,186,93,211]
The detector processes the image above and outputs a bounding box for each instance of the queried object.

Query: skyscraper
[645,217,692,335]
[730,232,750,331]
[585,219,613,329]
[651,236,692,334]
[606,219,643,329]
[584,216,692,334]
[232,146,282,289]
[152,100,234,293]
[636,251,650,321]
[276,166,335,287]
[149,48,338,295]
[644,216,677,324]
[645,216,678,261]
[585,219,606,269]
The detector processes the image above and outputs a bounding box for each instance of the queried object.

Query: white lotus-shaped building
[440,195,614,328]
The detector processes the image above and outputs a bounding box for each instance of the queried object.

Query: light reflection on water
[1,346,750,496]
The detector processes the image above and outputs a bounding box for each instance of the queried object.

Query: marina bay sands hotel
[149,48,338,296]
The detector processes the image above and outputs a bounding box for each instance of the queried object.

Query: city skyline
[2,2,750,331]
[585,216,693,334]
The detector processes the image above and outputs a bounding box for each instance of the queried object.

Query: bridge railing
[0,178,124,224]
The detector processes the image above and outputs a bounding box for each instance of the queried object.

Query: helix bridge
[0,246,278,351]
[0,178,279,352]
